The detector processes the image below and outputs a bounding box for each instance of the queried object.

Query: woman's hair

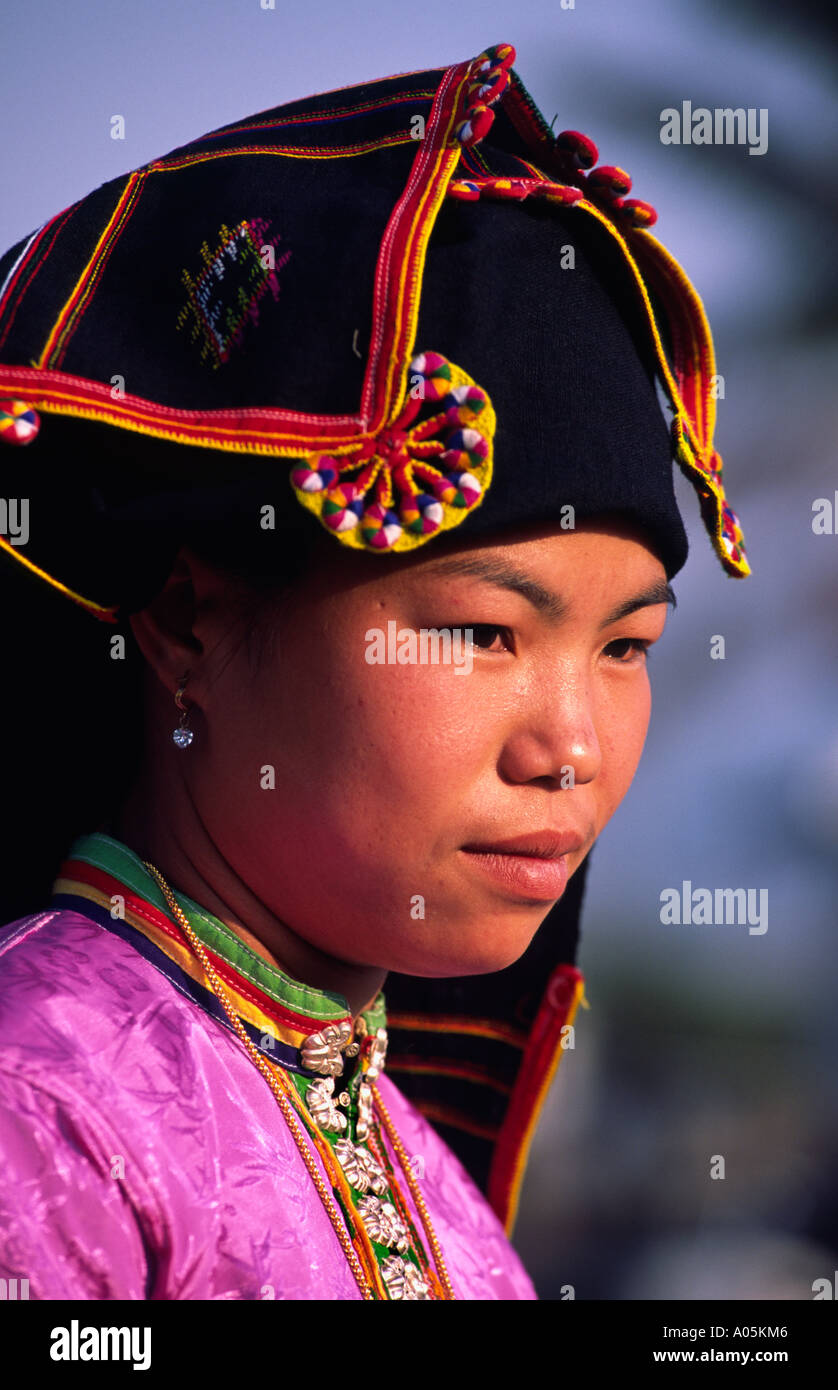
[0,518,319,922]
[182,518,323,669]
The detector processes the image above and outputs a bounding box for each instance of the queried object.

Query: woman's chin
[391,917,547,979]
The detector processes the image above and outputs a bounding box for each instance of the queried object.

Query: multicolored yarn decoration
[0,397,40,444]
[289,351,495,553]
[671,413,748,572]
[453,43,516,147]
[449,129,658,230]
[175,217,292,370]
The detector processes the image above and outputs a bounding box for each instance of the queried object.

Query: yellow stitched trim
[224,87,439,136]
[378,70,472,427]
[571,200,687,421]
[0,395,367,454]
[383,145,462,426]
[149,134,416,171]
[638,229,718,450]
[0,532,118,620]
[38,171,147,370]
[567,207,750,576]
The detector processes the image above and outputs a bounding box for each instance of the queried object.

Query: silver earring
[172,674,194,748]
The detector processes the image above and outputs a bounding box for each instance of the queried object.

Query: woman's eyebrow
[426,555,676,627]
[602,581,676,626]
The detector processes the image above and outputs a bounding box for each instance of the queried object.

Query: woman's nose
[497,676,601,788]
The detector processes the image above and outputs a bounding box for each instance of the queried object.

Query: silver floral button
[334,1138,389,1196]
[306,1076,347,1133]
[357,1196,410,1253]
[381,1255,431,1300]
[301,1019,353,1076]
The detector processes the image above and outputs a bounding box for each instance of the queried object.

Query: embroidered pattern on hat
[175,217,292,369]
[289,351,495,553]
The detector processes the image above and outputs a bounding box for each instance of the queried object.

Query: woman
[0,41,748,1300]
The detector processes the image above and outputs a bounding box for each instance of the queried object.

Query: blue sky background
[3,0,837,1300]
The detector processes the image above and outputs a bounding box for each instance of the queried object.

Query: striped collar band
[50,831,387,1078]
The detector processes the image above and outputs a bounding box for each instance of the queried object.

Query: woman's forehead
[306,517,669,610]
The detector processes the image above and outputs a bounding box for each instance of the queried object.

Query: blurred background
[2,0,836,1300]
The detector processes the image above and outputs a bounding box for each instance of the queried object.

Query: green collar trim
[65,831,387,1033]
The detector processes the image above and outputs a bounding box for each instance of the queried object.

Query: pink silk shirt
[0,833,537,1300]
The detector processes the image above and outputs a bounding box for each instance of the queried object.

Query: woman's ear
[127,549,205,701]
[128,545,256,709]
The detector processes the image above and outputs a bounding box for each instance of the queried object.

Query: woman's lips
[458,840,579,901]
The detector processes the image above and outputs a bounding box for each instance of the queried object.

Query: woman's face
[182,516,673,978]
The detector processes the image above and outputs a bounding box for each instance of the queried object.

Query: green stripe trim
[65,832,386,1031]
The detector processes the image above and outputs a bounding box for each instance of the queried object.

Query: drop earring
[172,674,194,748]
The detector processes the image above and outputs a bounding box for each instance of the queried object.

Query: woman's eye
[604,637,652,664]
[464,624,513,653]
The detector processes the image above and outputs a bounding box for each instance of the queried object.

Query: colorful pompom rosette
[0,398,40,445]
[289,352,496,553]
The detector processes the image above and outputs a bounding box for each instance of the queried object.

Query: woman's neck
[102,773,386,1024]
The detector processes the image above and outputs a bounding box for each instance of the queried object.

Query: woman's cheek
[364,654,476,738]
[601,677,652,798]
